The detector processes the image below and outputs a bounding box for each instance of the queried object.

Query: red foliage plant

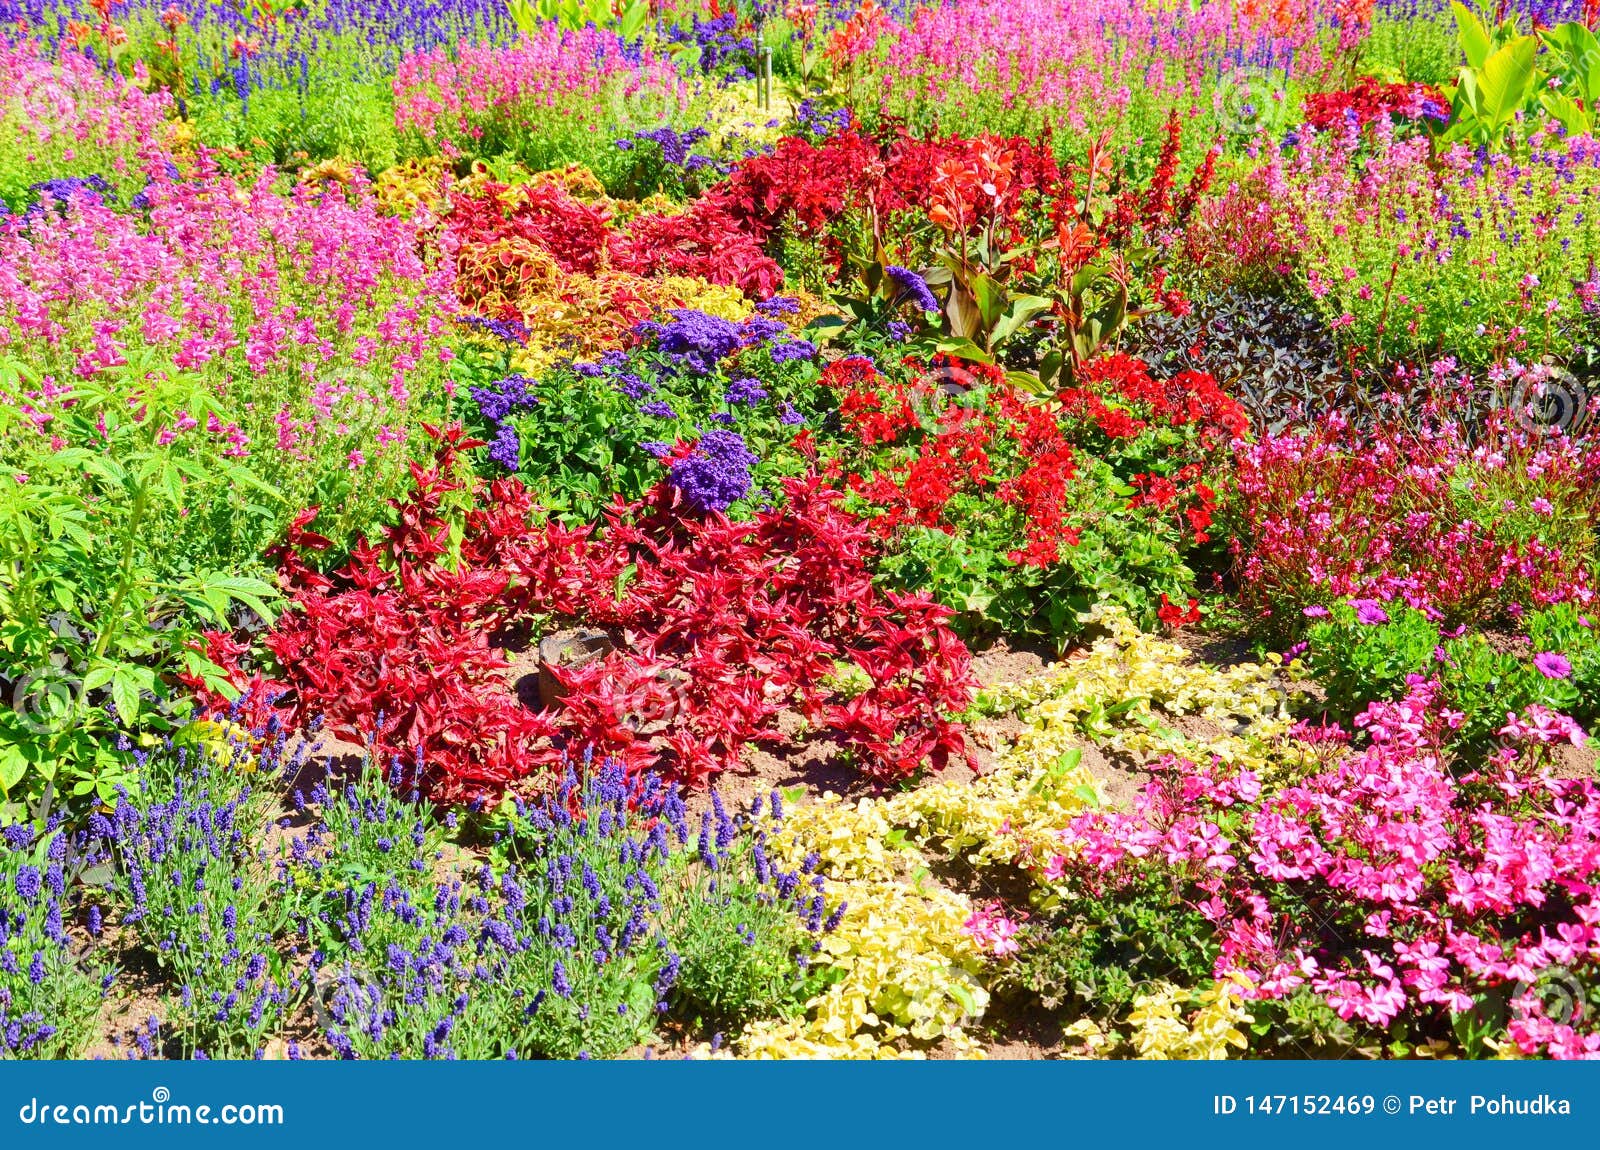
[442,177,784,324]
[199,427,975,802]
[715,126,1064,250]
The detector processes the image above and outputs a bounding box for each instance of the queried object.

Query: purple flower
[755,296,799,317]
[1302,605,1329,618]
[1349,599,1390,626]
[639,400,677,419]
[724,377,768,405]
[768,338,817,364]
[13,865,41,902]
[488,424,520,471]
[1534,651,1573,680]
[886,265,940,314]
[779,403,804,426]
[668,430,758,513]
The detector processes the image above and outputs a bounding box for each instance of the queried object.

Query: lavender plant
[657,790,836,1026]
[1,819,114,1059]
[100,741,302,1059]
[291,760,678,1059]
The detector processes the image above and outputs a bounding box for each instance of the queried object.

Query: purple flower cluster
[23,174,111,218]
[886,265,940,314]
[468,374,539,472]
[665,11,756,77]
[285,757,691,1059]
[623,126,712,168]
[99,740,305,1059]
[724,377,769,406]
[458,315,530,346]
[667,429,759,513]
[795,99,854,140]
[635,309,815,374]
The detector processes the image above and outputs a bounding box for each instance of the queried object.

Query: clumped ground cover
[3,0,1600,1060]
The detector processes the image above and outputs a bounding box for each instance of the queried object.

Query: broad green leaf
[1479,37,1538,131]
[1453,1,1492,69]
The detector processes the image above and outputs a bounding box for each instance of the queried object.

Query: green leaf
[619,0,649,39]
[110,670,141,726]
[1479,36,1539,131]
[0,744,28,793]
[1453,1,1492,69]
[1540,90,1591,135]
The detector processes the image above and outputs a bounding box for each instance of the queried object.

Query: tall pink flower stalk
[393,25,691,158]
[866,0,1336,137]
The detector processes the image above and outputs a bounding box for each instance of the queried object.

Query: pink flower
[1533,651,1573,680]
[962,903,1022,958]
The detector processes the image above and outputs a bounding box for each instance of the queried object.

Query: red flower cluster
[202,430,975,799]
[717,127,1063,248]
[830,355,1081,568]
[1302,77,1449,133]
[1065,352,1247,445]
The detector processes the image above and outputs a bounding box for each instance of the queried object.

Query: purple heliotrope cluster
[886,265,940,314]
[668,429,759,514]
[635,309,815,374]
[468,373,538,471]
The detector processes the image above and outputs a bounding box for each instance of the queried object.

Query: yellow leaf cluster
[1126,977,1254,1060]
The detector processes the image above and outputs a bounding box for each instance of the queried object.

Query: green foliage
[190,82,399,172]
[508,0,651,39]
[1435,5,1600,145]
[0,357,279,806]
[1363,12,1464,87]
[1305,601,1600,752]
[994,871,1216,1017]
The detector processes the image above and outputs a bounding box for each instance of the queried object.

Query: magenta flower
[1534,652,1573,680]
[1349,598,1390,626]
